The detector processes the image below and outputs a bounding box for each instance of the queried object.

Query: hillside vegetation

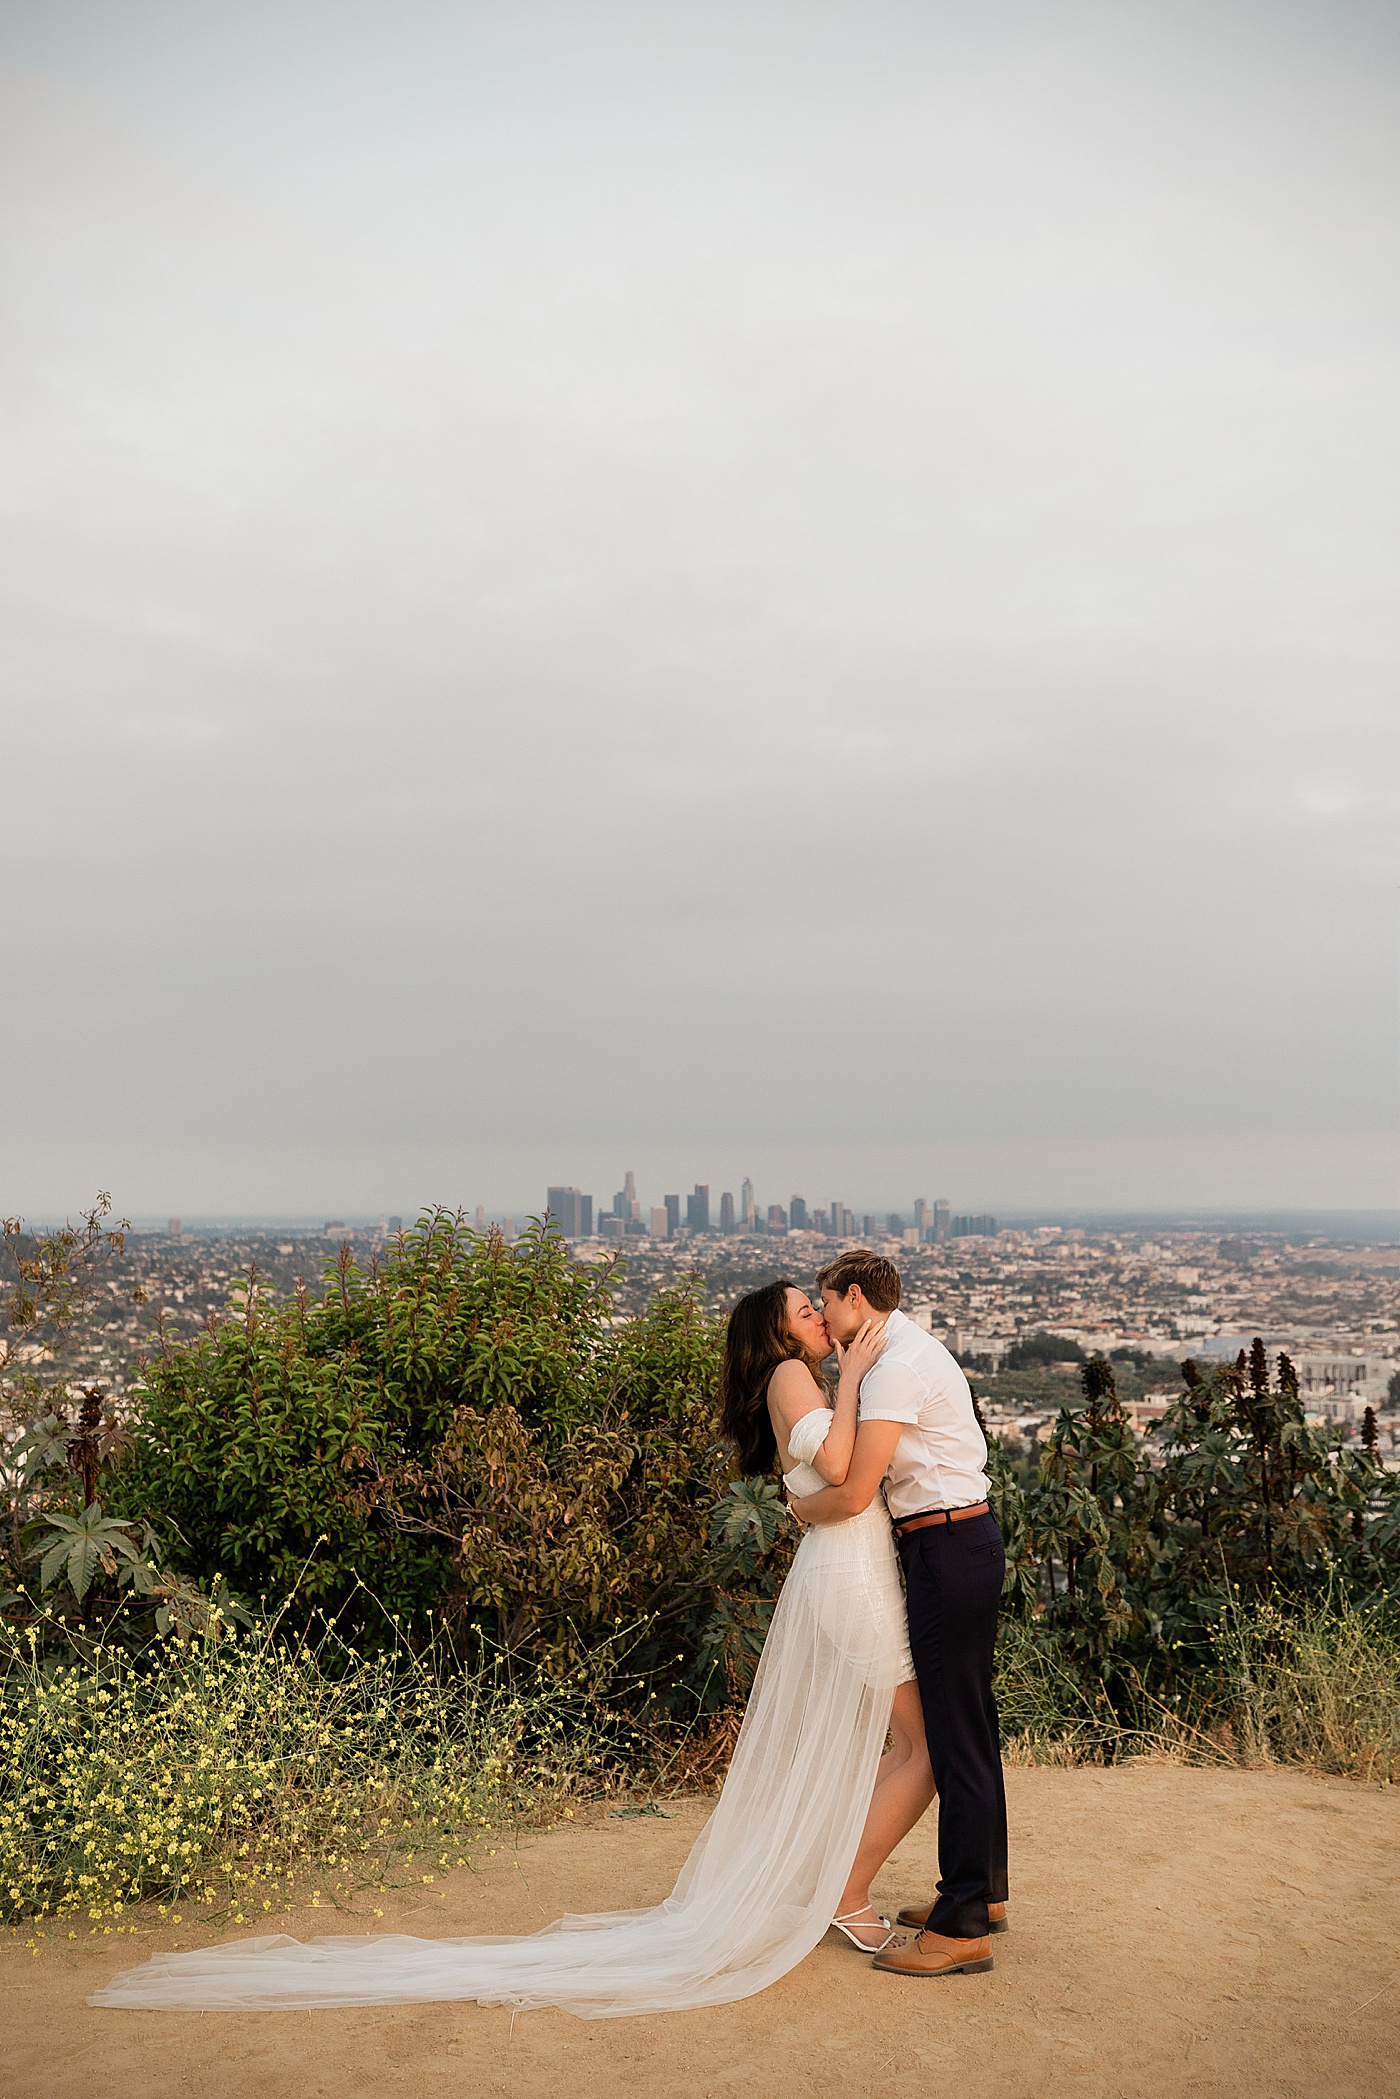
[2,1205,1397,1926]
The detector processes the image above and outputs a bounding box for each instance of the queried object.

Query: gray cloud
[2,1,1398,1215]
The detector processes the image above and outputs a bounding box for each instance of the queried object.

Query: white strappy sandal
[831,1906,896,1951]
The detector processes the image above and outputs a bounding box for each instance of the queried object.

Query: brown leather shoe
[895,1900,1008,1934]
[873,1928,994,1977]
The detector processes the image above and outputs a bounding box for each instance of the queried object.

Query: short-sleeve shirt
[857,1307,990,1518]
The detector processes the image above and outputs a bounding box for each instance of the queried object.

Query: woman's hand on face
[834,1316,888,1383]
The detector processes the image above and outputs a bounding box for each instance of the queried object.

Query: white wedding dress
[92,1410,915,2019]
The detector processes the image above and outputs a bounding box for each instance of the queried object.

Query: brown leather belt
[893,1502,990,1538]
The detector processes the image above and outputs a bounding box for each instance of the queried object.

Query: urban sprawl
[16,1174,1399,1468]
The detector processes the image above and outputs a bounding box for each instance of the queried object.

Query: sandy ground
[3,1764,1397,2099]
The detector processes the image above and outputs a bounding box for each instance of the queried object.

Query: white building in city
[1293,1354,1395,1422]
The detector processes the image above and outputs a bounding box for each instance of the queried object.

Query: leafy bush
[695,1477,793,1703]
[989,1344,1400,1731]
[112,1214,732,1691]
[351,1238,734,1686]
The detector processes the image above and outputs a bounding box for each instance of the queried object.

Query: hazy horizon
[4,2,1398,1218]
[88,1209,1400,1243]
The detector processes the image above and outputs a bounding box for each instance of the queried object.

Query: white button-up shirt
[857,1307,991,1519]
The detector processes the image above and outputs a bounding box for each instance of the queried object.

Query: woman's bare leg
[835,1681,936,1941]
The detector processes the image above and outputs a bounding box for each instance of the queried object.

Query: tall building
[649,1205,669,1238]
[388,1215,403,1235]
[546,1187,592,1238]
[914,1199,928,1234]
[790,1195,809,1230]
[741,1177,756,1230]
[829,1200,844,1238]
[613,1172,641,1224]
[767,1203,788,1231]
[167,1218,182,1238]
[474,1205,486,1231]
[720,1191,736,1232]
[665,1193,680,1237]
[933,1199,951,1243]
[686,1183,710,1232]
[953,1214,997,1238]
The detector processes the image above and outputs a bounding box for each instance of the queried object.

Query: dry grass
[994,1594,1400,1783]
[1225,1591,1400,1784]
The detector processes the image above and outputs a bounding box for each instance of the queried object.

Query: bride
[93,1280,934,2018]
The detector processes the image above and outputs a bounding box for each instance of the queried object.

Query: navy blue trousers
[898,1510,1009,1939]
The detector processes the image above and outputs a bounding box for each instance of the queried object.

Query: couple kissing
[94,1249,1009,2018]
[730,1248,1009,1975]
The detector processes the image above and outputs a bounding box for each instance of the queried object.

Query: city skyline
[9,1126,1398,1229]
[13,1189,1400,1242]
[549,1172,994,1246]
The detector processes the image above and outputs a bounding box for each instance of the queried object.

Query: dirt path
[4,1764,1397,2099]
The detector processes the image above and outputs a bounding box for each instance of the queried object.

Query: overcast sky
[2,0,1398,1220]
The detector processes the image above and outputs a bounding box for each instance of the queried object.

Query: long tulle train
[92,1496,912,2019]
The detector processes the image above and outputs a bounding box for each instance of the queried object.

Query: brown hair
[719,1279,827,1476]
[815,1248,902,1312]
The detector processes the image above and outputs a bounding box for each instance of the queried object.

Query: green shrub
[984,1346,1400,1778]
[9,1202,1398,1800]
[115,1214,731,1687]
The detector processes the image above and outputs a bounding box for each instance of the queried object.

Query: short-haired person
[788,1249,1009,1976]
